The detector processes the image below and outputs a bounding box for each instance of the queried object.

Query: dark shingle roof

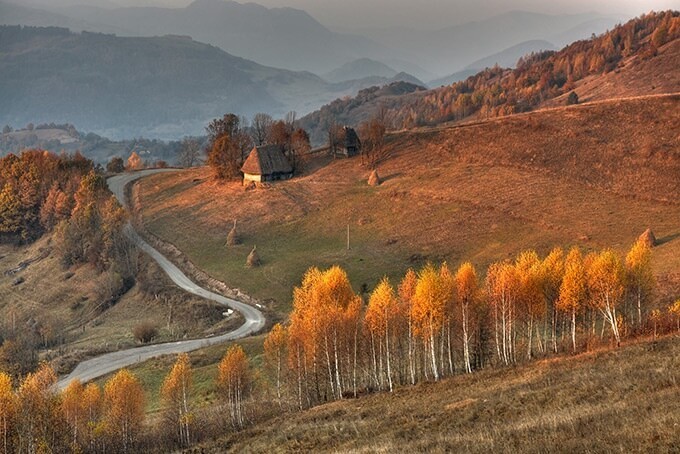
[241,144,293,176]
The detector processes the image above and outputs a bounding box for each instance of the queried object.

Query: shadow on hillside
[381,172,403,183]
[656,232,680,246]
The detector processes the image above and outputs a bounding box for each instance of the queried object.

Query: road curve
[57,169,266,389]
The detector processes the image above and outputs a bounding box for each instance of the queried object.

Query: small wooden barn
[342,126,361,157]
[331,126,361,158]
[241,144,293,184]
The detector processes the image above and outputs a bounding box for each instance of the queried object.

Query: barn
[241,144,293,184]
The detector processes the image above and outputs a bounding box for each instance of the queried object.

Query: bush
[133,322,158,344]
[567,91,579,105]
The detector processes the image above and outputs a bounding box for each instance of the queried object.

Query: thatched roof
[241,144,292,176]
[344,126,360,149]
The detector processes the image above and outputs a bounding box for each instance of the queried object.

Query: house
[241,144,293,184]
[332,126,361,158]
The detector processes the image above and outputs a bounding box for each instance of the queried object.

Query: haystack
[638,228,656,247]
[246,245,261,267]
[368,169,381,186]
[226,220,240,246]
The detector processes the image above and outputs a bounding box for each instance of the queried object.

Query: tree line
[204,112,311,180]
[3,238,676,452]
[0,150,137,383]
[298,11,678,138]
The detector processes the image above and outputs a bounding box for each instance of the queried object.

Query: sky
[34,0,680,30]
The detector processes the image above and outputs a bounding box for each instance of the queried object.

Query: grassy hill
[0,235,241,376]
[136,94,680,315]
[299,12,680,143]
[199,333,680,452]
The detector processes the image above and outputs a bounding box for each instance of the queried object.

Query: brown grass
[0,236,242,375]
[137,95,680,313]
[198,335,680,453]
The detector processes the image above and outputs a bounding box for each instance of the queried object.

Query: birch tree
[161,353,193,447]
[558,248,587,353]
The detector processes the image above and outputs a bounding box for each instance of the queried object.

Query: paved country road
[57,169,266,389]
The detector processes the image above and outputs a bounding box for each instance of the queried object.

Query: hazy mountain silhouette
[429,39,557,87]
[0,25,411,139]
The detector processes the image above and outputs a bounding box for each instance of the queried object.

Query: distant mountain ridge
[429,40,557,87]
[1,0,628,78]
[0,25,422,139]
[300,12,680,144]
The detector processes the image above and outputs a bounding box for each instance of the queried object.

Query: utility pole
[347,224,350,250]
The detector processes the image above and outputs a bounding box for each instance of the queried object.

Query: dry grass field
[137,94,680,313]
[201,334,680,453]
[0,237,242,374]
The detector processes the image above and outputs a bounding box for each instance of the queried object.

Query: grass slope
[204,335,680,453]
[0,236,240,375]
[137,95,680,314]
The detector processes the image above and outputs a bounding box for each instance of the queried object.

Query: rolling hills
[299,12,680,144]
[0,25,417,139]
[136,94,680,314]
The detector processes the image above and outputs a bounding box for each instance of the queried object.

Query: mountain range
[0,0,625,77]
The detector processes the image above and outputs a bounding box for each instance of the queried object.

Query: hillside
[0,25,407,139]
[322,58,398,83]
[429,39,557,87]
[137,95,680,313]
[200,334,680,452]
[300,12,680,139]
[0,0,391,74]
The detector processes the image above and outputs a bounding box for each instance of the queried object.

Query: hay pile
[226,220,240,246]
[246,245,261,267]
[368,169,381,186]
[638,228,657,247]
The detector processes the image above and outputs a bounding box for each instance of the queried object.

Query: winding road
[57,169,266,389]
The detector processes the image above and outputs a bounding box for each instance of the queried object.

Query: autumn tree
[669,299,680,333]
[515,251,545,359]
[358,107,388,169]
[103,369,145,453]
[106,156,125,173]
[161,353,193,447]
[263,323,287,404]
[81,383,102,452]
[217,345,251,429]
[365,278,399,391]
[487,261,520,365]
[588,250,625,346]
[61,379,86,450]
[0,372,16,454]
[251,113,273,146]
[178,137,202,168]
[625,239,655,328]
[206,114,253,180]
[398,269,418,385]
[455,262,479,373]
[16,363,65,453]
[126,151,143,171]
[558,248,587,352]
[412,264,446,380]
[540,248,564,353]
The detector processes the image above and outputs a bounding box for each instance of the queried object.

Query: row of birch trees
[261,239,669,410]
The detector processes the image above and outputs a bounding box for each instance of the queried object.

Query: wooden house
[342,126,361,157]
[241,144,293,184]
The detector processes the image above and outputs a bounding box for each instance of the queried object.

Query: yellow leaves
[587,249,625,309]
[264,323,287,362]
[0,371,16,417]
[218,345,250,393]
[412,264,447,338]
[161,353,192,404]
[103,369,145,441]
[365,278,398,336]
[557,247,586,314]
[455,262,478,304]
